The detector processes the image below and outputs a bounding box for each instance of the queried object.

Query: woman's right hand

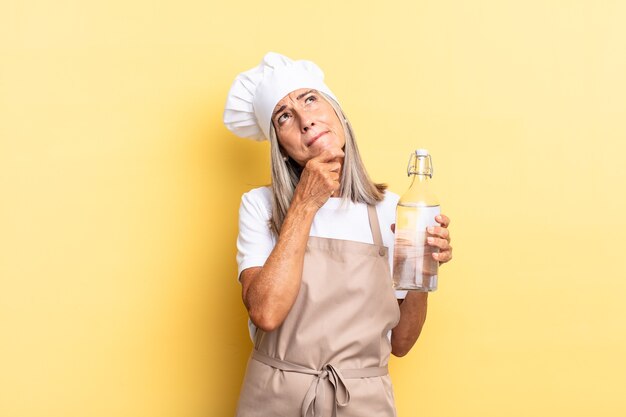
[292,147,345,210]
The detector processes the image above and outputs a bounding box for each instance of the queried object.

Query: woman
[224,52,452,417]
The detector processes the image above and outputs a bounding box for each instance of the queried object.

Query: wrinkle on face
[272,88,345,166]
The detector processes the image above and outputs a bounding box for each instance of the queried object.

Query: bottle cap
[415,149,429,157]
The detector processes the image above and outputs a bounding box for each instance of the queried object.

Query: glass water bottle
[392,149,441,291]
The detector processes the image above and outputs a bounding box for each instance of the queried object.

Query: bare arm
[391,292,428,357]
[240,203,315,332]
[240,149,344,332]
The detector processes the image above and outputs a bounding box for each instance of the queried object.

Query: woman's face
[271,88,345,166]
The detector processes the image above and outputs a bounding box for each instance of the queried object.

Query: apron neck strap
[366,205,384,247]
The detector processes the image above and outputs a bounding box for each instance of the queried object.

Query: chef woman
[224,52,452,417]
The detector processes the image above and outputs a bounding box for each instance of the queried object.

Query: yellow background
[2,1,625,416]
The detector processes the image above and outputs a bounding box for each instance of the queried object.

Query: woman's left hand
[427,214,452,265]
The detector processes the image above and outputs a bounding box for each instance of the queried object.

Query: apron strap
[366,205,384,247]
[252,350,388,417]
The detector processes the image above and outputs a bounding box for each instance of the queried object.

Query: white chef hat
[223,52,339,141]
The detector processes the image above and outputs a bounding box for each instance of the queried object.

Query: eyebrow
[297,89,315,100]
[272,90,316,119]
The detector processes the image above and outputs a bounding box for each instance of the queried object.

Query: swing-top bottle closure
[407,149,434,178]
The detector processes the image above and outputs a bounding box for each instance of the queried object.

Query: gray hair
[268,92,386,235]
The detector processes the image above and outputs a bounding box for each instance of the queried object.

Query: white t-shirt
[236,186,407,339]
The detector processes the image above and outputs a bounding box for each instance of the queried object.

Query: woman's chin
[310,135,340,153]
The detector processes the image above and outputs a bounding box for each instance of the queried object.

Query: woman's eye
[278,113,290,123]
[305,95,317,104]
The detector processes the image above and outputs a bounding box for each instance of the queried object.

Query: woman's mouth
[307,131,329,147]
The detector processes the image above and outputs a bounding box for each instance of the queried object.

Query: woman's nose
[301,119,315,133]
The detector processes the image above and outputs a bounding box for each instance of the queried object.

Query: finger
[326,173,341,188]
[328,174,340,184]
[427,226,450,241]
[317,161,341,174]
[305,160,341,177]
[432,252,452,264]
[433,249,452,263]
[426,237,450,250]
[435,214,450,228]
[325,161,342,172]
[317,147,345,163]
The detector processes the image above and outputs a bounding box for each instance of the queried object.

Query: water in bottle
[393,149,441,291]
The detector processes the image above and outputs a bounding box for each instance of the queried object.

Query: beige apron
[236,205,401,417]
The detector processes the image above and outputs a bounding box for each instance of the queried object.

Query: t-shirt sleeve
[395,290,408,299]
[236,189,276,281]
